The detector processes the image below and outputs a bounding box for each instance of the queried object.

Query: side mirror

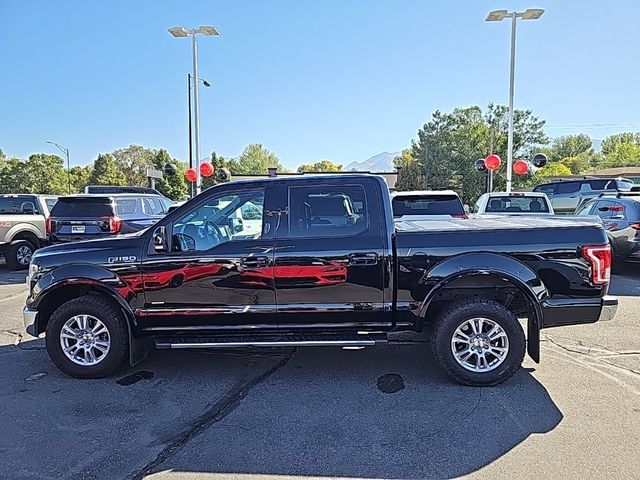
[153,226,167,252]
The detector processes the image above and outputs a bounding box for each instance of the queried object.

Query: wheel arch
[419,252,548,362]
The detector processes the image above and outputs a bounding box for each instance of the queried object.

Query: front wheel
[6,240,34,270]
[46,295,129,378]
[431,298,525,387]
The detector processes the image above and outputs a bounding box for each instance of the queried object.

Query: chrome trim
[137,305,276,317]
[598,295,618,322]
[23,307,38,337]
[159,339,383,349]
[144,321,391,332]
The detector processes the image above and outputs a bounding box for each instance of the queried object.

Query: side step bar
[155,333,388,350]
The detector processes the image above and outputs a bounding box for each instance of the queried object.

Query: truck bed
[395,215,602,233]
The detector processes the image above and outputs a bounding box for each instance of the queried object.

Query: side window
[142,198,167,215]
[240,202,262,220]
[45,198,58,213]
[116,199,137,216]
[172,190,265,252]
[594,201,614,219]
[533,184,557,195]
[289,185,368,238]
[575,201,595,216]
[557,182,580,194]
[588,180,608,190]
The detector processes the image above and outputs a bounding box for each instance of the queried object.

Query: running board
[155,333,388,350]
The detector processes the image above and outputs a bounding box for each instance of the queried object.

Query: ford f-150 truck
[23,174,617,386]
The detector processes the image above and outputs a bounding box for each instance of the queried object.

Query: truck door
[273,179,390,330]
[139,185,279,331]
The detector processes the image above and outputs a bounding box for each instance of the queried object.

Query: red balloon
[484,154,501,171]
[200,162,215,177]
[513,160,529,175]
[185,168,197,182]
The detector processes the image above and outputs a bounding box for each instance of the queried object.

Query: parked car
[474,192,554,215]
[48,194,173,243]
[392,190,467,219]
[532,177,634,214]
[24,174,616,386]
[84,185,163,195]
[0,194,57,269]
[574,191,640,266]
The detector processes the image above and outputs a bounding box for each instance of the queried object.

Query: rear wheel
[46,295,129,378]
[431,298,525,387]
[6,240,35,270]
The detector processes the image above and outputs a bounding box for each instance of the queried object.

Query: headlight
[27,262,41,284]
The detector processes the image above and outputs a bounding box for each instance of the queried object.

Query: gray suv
[0,194,58,269]
[533,178,634,214]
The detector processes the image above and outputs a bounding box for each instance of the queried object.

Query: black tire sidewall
[433,301,525,386]
[7,241,34,270]
[46,296,129,378]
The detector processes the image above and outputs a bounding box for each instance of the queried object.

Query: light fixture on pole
[486,8,544,193]
[187,74,211,198]
[168,25,220,195]
[46,141,71,194]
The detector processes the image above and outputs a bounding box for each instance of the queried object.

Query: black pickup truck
[23,174,617,386]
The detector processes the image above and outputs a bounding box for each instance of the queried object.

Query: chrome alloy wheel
[59,315,111,366]
[450,317,509,372]
[16,245,33,265]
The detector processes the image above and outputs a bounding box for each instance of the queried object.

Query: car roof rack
[598,191,640,198]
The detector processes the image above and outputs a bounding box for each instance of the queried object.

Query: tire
[45,295,129,378]
[6,240,35,270]
[431,298,525,387]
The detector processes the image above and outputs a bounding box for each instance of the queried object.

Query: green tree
[152,149,188,200]
[26,154,68,194]
[603,142,640,168]
[88,154,127,186]
[227,144,287,175]
[543,134,592,163]
[297,160,342,173]
[69,165,93,193]
[393,149,424,191]
[111,144,155,186]
[0,158,30,193]
[601,132,640,156]
[410,104,548,203]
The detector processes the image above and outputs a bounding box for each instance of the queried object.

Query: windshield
[392,195,464,216]
[51,198,114,217]
[485,196,550,213]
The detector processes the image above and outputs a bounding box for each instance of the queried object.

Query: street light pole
[187,73,193,198]
[46,141,71,194]
[486,8,544,193]
[168,25,220,196]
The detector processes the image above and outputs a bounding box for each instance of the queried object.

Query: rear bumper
[23,307,39,337]
[541,295,618,328]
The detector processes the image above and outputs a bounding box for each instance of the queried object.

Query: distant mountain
[344,152,400,172]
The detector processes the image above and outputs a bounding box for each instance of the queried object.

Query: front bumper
[23,307,39,337]
[541,295,618,328]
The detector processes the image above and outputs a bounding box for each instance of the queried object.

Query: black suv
[48,194,173,243]
[575,191,640,266]
[533,177,634,214]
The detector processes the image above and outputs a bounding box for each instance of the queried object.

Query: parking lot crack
[128,349,295,480]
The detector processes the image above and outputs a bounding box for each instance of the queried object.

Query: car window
[142,197,168,216]
[557,182,580,194]
[594,200,615,219]
[485,196,550,213]
[289,185,367,238]
[44,198,58,213]
[575,201,595,216]
[116,198,138,216]
[588,180,608,190]
[533,183,557,195]
[616,180,635,190]
[0,196,40,215]
[51,198,114,217]
[392,194,464,216]
[173,190,265,252]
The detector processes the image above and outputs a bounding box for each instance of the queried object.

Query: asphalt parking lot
[0,265,639,480]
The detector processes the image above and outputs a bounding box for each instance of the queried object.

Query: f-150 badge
[107,256,137,264]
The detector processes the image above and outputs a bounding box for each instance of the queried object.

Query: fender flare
[418,252,548,362]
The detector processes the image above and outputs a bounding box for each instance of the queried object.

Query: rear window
[142,197,168,216]
[533,183,556,194]
[0,196,40,215]
[392,195,464,217]
[51,198,114,217]
[557,182,580,194]
[485,195,550,213]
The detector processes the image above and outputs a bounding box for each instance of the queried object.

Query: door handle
[349,252,378,266]
[240,256,269,268]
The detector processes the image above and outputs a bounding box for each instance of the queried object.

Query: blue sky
[2,0,640,170]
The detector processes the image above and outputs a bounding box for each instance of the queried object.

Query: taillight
[46,217,52,235]
[102,216,122,233]
[630,223,640,230]
[581,244,611,285]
